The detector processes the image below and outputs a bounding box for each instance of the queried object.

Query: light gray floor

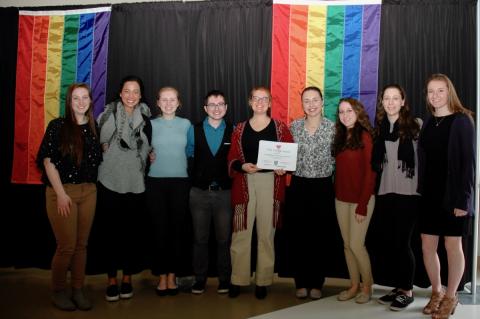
[0,268,478,319]
[251,283,480,319]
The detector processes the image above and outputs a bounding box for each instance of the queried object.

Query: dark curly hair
[374,84,420,141]
[333,97,373,156]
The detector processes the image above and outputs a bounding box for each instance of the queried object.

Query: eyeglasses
[206,103,226,109]
[251,96,270,103]
[303,98,322,105]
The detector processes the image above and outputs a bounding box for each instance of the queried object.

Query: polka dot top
[36,118,103,185]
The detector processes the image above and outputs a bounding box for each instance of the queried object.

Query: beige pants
[46,183,97,291]
[335,196,375,287]
[231,172,275,286]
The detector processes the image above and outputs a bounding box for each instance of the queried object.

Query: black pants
[190,187,232,283]
[146,177,190,275]
[286,175,336,289]
[372,193,419,291]
[97,182,146,278]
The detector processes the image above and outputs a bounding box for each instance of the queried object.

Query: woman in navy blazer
[418,74,475,319]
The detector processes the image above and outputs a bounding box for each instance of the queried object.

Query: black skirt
[419,195,468,236]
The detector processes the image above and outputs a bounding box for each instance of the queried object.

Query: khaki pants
[46,183,97,291]
[231,172,275,286]
[335,196,374,287]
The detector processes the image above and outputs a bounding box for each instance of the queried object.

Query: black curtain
[106,0,272,124]
[0,7,19,268]
[378,0,477,118]
[0,8,53,269]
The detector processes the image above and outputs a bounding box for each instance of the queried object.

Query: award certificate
[256,140,298,171]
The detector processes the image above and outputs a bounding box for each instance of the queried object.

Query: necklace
[434,116,445,127]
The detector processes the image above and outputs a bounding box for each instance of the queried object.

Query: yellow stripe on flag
[44,15,64,126]
[306,5,326,91]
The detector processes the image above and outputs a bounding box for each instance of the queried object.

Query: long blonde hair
[425,73,473,117]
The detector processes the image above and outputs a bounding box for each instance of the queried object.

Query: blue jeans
[190,187,232,283]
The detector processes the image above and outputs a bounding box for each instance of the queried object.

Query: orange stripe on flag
[28,16,50,183]
[288,5,308,124]
[271,4,290,124]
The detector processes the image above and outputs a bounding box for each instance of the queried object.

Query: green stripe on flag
[323,6,345,120]
[59,14,79,116]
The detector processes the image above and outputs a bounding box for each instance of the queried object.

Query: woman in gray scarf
[96,75,152,302]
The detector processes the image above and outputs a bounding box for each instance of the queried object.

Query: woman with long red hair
[37,83,102,311]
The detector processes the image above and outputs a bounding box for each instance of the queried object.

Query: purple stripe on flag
[92,11,110,118]
[359,5,381,124]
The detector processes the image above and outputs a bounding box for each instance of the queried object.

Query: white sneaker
[296,288,308,299]
[310,288,322,300]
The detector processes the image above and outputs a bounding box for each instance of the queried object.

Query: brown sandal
[432,295,458,319]
[423,289,445,315]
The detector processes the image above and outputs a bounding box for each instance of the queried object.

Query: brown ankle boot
[432,295,458,319]
[423,289,445,315]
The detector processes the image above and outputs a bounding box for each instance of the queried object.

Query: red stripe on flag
[288,5,308,124]
[271,4,290,124]
[12,15,34,183]
[28,16,50,183]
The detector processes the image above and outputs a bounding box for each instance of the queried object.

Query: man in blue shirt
[187,90,233,294]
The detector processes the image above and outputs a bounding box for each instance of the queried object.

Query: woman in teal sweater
[147,86,192,296]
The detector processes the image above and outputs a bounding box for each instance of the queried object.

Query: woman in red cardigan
[227,86,293,299]
[333,98,376,304]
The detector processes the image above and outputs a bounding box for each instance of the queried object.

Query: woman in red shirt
[333,98,376,304]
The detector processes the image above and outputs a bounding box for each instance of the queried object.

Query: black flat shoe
[255,285,267,300]
[229,284,240,298]
[167,287,179,296]
[155,287,168,297]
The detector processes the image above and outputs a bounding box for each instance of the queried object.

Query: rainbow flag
[271,0,381,124]
[12,7,111,184]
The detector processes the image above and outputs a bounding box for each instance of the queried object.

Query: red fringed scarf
[227,119,293,232]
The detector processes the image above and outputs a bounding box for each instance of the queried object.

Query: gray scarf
[99,101,151,172]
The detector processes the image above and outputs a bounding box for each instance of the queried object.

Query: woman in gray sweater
[371,84,421,311]
[96,75,152,302]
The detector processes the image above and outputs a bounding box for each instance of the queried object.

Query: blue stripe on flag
[76,13,95,84]
[342,5,362,99]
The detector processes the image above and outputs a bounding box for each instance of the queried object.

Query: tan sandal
[423,289,445,315]
[355,290,372,304]
[337,288,358,301]
[432,295,458,319]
